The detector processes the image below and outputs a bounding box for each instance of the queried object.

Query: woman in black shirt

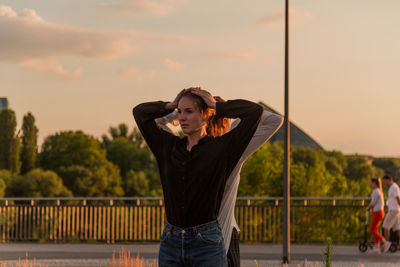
[133,87,262,267]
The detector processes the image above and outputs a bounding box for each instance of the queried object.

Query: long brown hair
[206,114,230,137]
[206,96,230,137]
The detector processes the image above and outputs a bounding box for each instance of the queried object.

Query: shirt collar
[181,135,211,146]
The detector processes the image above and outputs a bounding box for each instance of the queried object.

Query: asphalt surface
[0,243,399,266]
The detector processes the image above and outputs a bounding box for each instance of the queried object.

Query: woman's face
[370,180,376,189]
[177,96,207,135]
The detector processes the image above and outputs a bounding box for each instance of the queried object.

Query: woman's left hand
[189,88,216,109]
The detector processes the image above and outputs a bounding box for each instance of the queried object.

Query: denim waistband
[165,220,220,235]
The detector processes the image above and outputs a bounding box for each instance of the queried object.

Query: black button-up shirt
[133,99,262,227]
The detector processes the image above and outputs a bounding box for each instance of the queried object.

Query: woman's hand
[165,89,186,110]
[213,96,226,103]
[189,87,217,109]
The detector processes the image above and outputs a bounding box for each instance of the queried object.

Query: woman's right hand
[189,87,217,109]
[165,89,187,110]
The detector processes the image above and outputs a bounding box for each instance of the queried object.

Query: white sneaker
[381,241,391,253]
[368,246,381,254]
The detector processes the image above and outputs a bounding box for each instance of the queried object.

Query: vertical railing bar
[129,206,133,241]
[93,206,97,241]
[134,206,138,241]
[80,206,84,241]
[116,206,120,241]
[124,206,128,241]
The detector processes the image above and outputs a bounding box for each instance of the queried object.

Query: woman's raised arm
[132,89,186,156]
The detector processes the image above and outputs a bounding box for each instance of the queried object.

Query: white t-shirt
[388,183,400,211]
[370,188,384,212]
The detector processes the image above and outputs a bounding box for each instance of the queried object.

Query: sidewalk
[0,243,398,267]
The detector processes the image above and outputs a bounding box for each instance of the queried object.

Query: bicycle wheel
[359,242,368,252]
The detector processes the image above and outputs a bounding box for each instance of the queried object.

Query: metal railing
[0,197,373,243]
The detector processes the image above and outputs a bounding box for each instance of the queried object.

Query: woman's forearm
[132,101,174,155]
[154,110,179,135]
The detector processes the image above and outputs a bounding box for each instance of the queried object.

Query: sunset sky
[1,0,399,157]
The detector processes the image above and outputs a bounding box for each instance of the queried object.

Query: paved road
[0,243,399,266]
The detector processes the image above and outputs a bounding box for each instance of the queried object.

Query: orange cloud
[0,5,135,79]
[163,58,185,71]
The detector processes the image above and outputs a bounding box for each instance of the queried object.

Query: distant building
[0,97,8,110]
[259,101,324,150]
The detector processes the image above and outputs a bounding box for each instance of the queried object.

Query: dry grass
[107,247,158,267]
[0,253,47,267]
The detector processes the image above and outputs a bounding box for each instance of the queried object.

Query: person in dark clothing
[133,87,262,267]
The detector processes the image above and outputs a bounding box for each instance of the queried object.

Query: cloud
[98,0,187,16]
[255,8,312,28]
[163,58,185,71]
[0,5,136,79]
[19,59,82,80]
[119,58,184,80]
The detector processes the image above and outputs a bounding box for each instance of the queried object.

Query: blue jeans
[158,220,228,267]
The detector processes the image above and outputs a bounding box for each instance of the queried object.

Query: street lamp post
[283,0,290,264]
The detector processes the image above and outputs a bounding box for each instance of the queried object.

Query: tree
[39,131,124,196]
[291,147,331,196]
[343,155,384,196]
[9,169,72,197]
[102,125,161,196]
[372,157,400,180]
[124,170,150,196]
[40,131,108,171]
[102,124,146,148]
[344,156,381,181]
[0,109,21,173]
[239,143,379,198]
[104,137,154,178]
[20,112,38,174]
[57,164,124,197]
[0,169,10,197]
[239,142,284,196]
